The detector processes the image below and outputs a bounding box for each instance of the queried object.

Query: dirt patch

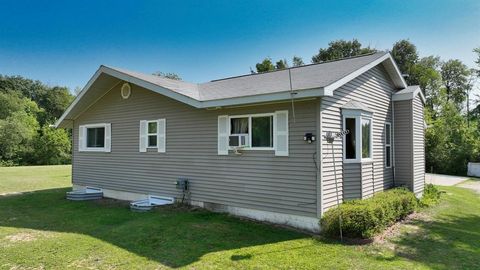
[5,232,38,243]
[2,231,53,246]
[1,263,45,270]
[373,212,430,245]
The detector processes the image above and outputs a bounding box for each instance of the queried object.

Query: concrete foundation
[72,184,320,232]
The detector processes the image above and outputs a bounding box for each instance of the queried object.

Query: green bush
[419,184,442,207]
[320,188,418,239]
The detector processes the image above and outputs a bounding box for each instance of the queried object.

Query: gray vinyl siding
[412,95,425,194]
[361,162,374,198]
[321,65,396,210]
[343,163,361,200]
[393,100,413,188]
[73,83,319,217]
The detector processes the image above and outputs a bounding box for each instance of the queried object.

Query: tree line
[253,39,480,175]
[0,76,73,166]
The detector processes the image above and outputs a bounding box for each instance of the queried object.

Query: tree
[440,59,471,106]
[409,56,442,111]
[391,40,419,84]
[36,86,74,125]
[292,56,304,67]
[255,58,275,73]
[0,111,39,164]
[426,100,480,175]
[474,47,480,77]
[311,39,376,63]
[152,72,182,81]
[32,126,71,165]
[0,91,41,120]
[275,59,288,70]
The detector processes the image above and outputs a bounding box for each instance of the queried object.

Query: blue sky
[0,0,479,91]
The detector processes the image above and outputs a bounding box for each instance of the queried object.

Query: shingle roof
[106,52,389,101]
[55,51,407,128]
[392,85,425,103]
[341,100,373,112]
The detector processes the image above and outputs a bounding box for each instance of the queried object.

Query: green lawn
[0,165,71,194]
[0,166,479,269]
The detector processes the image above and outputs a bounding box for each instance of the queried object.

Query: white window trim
[342,110,373,163]
[228,113,275,151]
[385,122,392,168]
[146,120,159,148]
[81,123,109,152]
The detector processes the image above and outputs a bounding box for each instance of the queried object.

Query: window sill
[343,158,373,164]
[229,147,274,151]
[80,148,108,152]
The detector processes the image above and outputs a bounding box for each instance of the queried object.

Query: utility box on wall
[392,86,425,196]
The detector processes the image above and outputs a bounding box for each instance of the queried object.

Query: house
[55,52,425,232]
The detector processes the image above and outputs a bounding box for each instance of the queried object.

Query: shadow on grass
[372,189,480,269]
[0,188,307,268]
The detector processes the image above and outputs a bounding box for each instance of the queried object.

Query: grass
[0,166,479,269]
[0,165,71,194]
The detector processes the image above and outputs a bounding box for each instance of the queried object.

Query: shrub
[320,188,418,239]
[419,184,442,207]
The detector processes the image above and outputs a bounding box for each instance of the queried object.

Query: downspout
[391,95,396,187]
[71,119,75,188]
[315,98,323,218]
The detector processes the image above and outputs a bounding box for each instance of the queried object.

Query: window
[79,123,111,152]
[252,116,273,147]
[230,117,249,147]
[139,119,166,153]
[147,121,158,147]
[342,111,372,162]
[362,118,371,158]
[229,114,274,149]
[345,118,356,159]
[87,127,105,148]
[385,122,392,168]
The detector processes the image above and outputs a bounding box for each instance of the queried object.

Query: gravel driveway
[425,173,469,186]
[458,180,480,194]
[426,173,480,194]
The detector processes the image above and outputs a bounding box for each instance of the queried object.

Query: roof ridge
[208,51,386,83]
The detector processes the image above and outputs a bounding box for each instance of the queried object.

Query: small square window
[87,127,105,148]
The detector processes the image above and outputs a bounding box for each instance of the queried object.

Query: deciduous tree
[311,39,376,63]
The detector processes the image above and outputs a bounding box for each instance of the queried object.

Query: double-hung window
[342,110,373,162]
[139,119,166,153]
[147,121,158,148]
[385,122,392,168]
[229,114,274,149]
